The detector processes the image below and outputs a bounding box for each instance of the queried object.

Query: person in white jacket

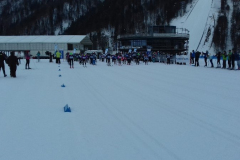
[17,52,22,64]
[208,53,214,68]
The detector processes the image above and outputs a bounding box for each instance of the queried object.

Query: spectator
[202,50,209,67]
[25,51,31,69]
[7,51,19,77]
[56,50,61,64]
[227,50,232,69]
[0,52,7,77]
[222,51,227,69]
[216,51,221,68]
[195,51,200,67]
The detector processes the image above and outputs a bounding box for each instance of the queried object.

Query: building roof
[0,35,92,45]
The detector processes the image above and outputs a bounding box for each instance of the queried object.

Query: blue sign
[60,50,64,59]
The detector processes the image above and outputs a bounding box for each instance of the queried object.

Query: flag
[54,44,58,51]
[105,49,108,54]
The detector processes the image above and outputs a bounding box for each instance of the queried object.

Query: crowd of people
[190,49,240,70]
[0,51,33,78]
[63,51,169,68]
[1,49,240,78]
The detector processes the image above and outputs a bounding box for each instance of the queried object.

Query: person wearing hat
[69,52,74,68]
[0,52,7,77]
[7,51,19,77]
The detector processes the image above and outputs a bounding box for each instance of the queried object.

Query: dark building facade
[117,26,189,54]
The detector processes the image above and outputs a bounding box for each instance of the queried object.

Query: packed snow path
[0,60,240,160]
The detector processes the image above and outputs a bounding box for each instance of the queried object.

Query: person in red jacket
[25,51,31,69]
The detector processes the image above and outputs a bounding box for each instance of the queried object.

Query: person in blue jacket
[36,51,40,62]
[191,50,195,64]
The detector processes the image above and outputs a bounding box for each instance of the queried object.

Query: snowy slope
[0,59,240,160]
[171,0,222,54]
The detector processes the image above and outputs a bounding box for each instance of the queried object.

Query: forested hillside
[0,0,192,35]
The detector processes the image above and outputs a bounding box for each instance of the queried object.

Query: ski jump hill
[171,0,224,54]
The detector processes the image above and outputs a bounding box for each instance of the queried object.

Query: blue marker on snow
[64,104,71,112]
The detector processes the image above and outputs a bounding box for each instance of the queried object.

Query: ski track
[101,63,240,145]
[1,60,240,160]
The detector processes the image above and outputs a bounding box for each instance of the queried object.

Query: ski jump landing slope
[171,0,219,52]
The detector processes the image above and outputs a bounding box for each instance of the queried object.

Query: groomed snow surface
[0,59,240,160]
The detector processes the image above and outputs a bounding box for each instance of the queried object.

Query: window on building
[68,44,73,50]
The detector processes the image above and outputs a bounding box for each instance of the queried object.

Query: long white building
[0,35,93,56]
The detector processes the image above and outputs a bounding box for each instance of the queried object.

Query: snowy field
[0,59,240,160]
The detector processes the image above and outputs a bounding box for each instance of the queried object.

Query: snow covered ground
[0,59,240,160]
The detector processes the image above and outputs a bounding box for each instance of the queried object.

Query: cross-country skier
[82,54,87,67]
[144,54,149,65]
[136,53,140,65]
[118,54,122,66]
[112,55,117,65]
[69,52,74,68]
[106,53,111,66]
[92,54,97,65]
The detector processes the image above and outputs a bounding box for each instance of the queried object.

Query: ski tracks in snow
[75,66,183,160]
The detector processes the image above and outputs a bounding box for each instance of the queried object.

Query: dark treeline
[0,0,193,36]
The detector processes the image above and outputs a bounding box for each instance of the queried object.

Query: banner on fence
[176,55,189,63]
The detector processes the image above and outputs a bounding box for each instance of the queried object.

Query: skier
[112,55,117,65]
[126,54,131,65]
[92,54,96,65]
[166,53,171,65]
[25,51,31,69]
[0,52,7,77]
[118,54,122,66]
[7,51,19,77]
[36,51,40,62]
[106,53,111,66]
[136,53,140,65]
[69,52,74,68]
[82,54,87,67]
[144,54,149,65]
